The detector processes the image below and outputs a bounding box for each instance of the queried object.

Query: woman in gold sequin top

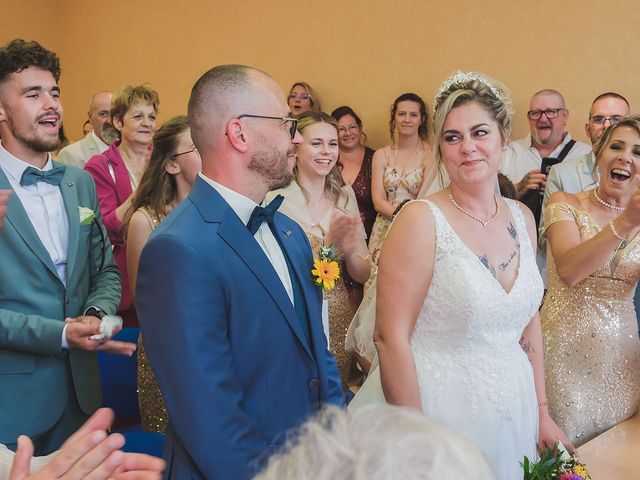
[541,116,640,446]
[124,116,202,433]
[267,111,370,390]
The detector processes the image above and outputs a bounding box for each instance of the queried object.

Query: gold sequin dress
[541,202,640,446]
[307,234,354,389]
[135,208,169,433]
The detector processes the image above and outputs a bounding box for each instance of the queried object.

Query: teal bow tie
[20,165,66,187]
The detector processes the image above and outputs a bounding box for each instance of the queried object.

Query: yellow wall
[2,0,640,146]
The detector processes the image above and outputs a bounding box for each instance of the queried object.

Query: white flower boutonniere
[79,206,96,226]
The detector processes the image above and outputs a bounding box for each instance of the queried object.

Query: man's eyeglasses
[589,115,623,126]
[288,93,311,102]
[527,109,565,120]
[237,114,299,139]
[170,147,199,161]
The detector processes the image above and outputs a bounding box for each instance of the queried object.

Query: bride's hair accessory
[434,71,505,112]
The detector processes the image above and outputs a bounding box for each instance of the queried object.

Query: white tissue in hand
[90,315,122,341]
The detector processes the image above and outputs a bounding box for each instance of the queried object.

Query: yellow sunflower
[311,258,340,291]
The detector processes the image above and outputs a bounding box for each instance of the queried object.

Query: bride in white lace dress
[349,72,571,480]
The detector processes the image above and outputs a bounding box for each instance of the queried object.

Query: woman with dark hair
[288,81,321,115]
[367,93,435,275]
[84,84,160,326]
[331,106,376,314]
[267,111,370,389]
[331,106,376,240]
[125,115,201,432]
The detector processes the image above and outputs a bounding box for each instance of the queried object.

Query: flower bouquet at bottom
[311,244,341,292]
[522,442,590,480]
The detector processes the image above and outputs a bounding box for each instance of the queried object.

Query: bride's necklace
[592,189,625,212]
[449,193,500,227]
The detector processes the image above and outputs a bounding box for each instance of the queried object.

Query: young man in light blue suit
[136,65,344,480]
[0,39,132,456]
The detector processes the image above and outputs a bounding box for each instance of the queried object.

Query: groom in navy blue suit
[136,65,344,479]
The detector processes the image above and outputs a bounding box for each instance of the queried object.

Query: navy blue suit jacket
[136,177,344,479]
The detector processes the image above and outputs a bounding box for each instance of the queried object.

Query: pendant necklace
[449,193,500,227]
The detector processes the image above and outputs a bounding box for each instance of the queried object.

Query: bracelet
[538,400,549,408]
[609,221,626,242]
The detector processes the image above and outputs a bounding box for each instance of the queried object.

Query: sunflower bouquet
[311,244,341,292]
[522,442,590,480]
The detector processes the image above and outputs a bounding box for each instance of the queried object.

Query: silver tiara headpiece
[434,71,502,111]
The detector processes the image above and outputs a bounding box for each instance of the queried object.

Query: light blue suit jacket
[0,163,120,443]
[136,177,344,480]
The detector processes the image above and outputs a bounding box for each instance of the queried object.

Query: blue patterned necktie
[20,165,66,187]
[246,194,284,235]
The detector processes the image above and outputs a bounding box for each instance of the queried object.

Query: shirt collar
[198,172,260,224]
[90,130,109,151]
[0,141,53,182]
[526,132,573,157]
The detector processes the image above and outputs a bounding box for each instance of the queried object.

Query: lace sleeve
[541,202,577,237]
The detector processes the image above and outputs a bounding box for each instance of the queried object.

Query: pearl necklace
[593,189,625,212]
[449,193,500,227]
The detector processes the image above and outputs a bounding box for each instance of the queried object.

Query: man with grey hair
[57,91,116,167]
[501,89,591,224]
[136,64,344,480]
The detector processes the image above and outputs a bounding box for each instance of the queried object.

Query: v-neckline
[434,200,523,296]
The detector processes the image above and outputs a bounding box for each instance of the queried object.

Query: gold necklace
[592,189,625,212]
[449,193,500,227]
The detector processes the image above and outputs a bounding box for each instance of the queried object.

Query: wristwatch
[84,307,106,319]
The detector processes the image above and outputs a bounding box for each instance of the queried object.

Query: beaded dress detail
[136,207,169,433]
[541,202,640,446]
[350,198,542,480]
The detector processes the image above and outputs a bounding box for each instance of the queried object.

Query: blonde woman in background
[288,81,321,116]
[268,111,369,389]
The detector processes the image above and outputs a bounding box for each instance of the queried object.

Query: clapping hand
[9,408,165,480]
[326,211,359,257]
[65,316,136,357]
[620,185,640,227]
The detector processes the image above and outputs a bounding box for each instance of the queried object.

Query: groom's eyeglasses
[236,114,299,139]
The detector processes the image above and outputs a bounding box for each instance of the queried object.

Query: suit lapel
[578,152,597,190]
[0,168,59,280]
[58,164,79,284]
[190,178,314,359]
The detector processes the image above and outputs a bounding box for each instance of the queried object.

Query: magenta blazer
[84,142,137,326]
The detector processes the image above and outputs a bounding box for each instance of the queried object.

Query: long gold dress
[541,202,640,446]
[135,207,169,433]
[268,182,366,389]
[306,234,353,388]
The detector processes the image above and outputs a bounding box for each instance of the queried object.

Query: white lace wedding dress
[349,199,542,480]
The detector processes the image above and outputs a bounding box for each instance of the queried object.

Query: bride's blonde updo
[432,72,514,168]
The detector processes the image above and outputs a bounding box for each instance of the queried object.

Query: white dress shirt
[199,173,294,305]
[500,133,592,183]
[0,142,69,284]
[90,130,109,152]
